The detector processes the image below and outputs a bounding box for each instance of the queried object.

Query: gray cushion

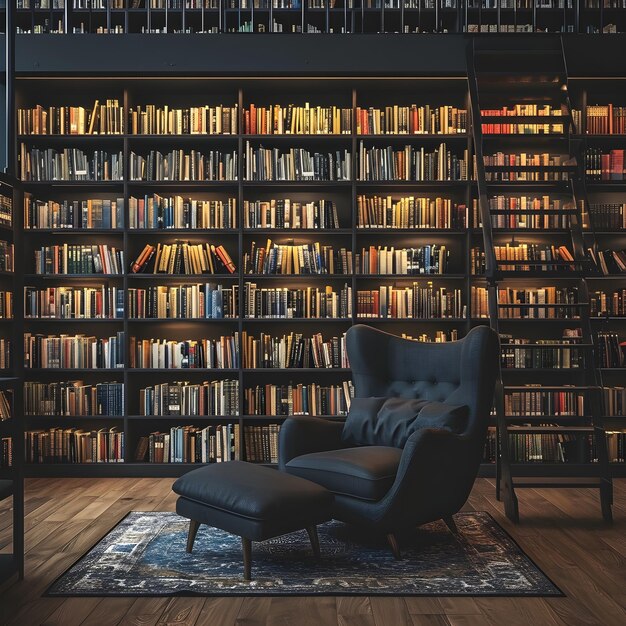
[172,460,331,522]
[285,446,402,502]
[341,396,469,448]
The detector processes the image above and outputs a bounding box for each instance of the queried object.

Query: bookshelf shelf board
[598,368,626,371]
[586,231,626,236]
[356,317,468,323]
[129,415,240,421]
[0,271,14,277]
[128,134,239,141]
[586,182,626,188]
[507,426,594,433]
[25,368,125,374]
[480,115,570,123]
[0,225,13,233]
[586,275,626,280]
[356,134,468,141]
[246,229,353,235]
[244,273,353,280]
[497,302,588,308]
[24,318,124,323]
[494,271,585,279]
[482,181,573,191]
[242,134,352,141]
[242,181,352,188]
[127,318,238,323]
[242,318,352,323]
[579,134,626,141]
[504,415,593,421]
[0,319,13,323]
[127,181,238,188]
[355,181,468,188]
[591,316,626,321]
[24,229,124,235]
[356,229,467,235]
[23,274,124,280]
[20,182,124,189]
[355,274,467,280]
[131,229,239,235]
[503,385,600,391]
[127,274,238,280]
[483,165,576,172]
[17,134,124,143]
[127,368,240,373]
[491,229,573,235]
[22,464,195,478]
[25,415,124,420]
[502,368,587,373]
[242,368,352,373]
[501,343,593,348]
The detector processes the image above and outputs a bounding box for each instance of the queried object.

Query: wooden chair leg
[242,537,252,581]
[306,525,321,559]
[186,520,200,553]
[443,515,459,535]
[387,533,401,560]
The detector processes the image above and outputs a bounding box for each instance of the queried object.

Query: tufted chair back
[346,324,500,442]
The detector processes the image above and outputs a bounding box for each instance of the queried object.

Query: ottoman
[172,461,333,580]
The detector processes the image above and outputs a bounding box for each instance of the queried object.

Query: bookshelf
[0,173,24,584]
[11,68,626,492]
[12,1,626,35]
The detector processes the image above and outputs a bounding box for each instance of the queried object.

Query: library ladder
[467,35,613,523]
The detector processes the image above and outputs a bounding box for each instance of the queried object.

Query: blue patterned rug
[47,511,561,596]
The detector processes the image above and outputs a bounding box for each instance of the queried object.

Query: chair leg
[242,537,252,581]
[306,525,321,559]
[443,515,459,535]
[186,520,200,553]
[387,533,401,560]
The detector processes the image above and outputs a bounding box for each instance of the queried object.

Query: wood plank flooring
[0,478,624,626]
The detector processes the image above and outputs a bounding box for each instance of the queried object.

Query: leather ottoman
[172,460,333,580]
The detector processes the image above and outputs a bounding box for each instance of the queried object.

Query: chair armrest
[373,428,481,527]
[278,416,346,470]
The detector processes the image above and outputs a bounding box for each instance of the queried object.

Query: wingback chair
[278,324,499,557]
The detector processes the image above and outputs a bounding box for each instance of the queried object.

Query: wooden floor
[0,478,625,626]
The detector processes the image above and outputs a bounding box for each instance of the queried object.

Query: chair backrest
[346,324,500,439]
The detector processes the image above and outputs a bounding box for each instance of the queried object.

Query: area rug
[47,511,561,597]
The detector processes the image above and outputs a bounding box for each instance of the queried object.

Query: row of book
[483,431,588,464]
[129,104,238,135]
[356,195,468,230]
[585,105,626,135]
[18,100,125,136]
[24,197,125,230]
[357,143,469,181]
[0,194,12,228]
[356,245,449,275]
[128,336,239,369]
[603,386,626,417]
[127,284,238,319]
[493,244,576,272]
[0,340,11,370]
[19,146,124,181]
[484,196,573,230]
[356,284,465,319]
[24,380,125,416]
[20,144,626,183]
[130,242,236,274]
[243,104,352,135]
[585,148,626,181]
[129,195,237,230]
[241,331,348,369]
[596,331,624,368]
[140,379,240,416]
[1,438,12,468]
[24,332,125,369]
[138,423,240,463]
[244,144,351,181]
[243,241,352,275]
[590,289,626,317]
[0,241,14,273]
[24,286,125,319]
[482,152,574,182]
[129,149,238,181]
[480,106,566,135]
[34,244,125,275]
[505,388,586,417]
[244,199,340,230]
[588,247,626,275]
[588,203,626,230]
[500,333,586,369]
[355,105,467,135]
[24,427,125,464]
[244,381,354,416]
[470,247,486,276]
[497,287,581,319]
[243,282,351,319]
[0,292,13,320]
[0,391,12,421]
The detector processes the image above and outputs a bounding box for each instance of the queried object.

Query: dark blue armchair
[279,324,499,557]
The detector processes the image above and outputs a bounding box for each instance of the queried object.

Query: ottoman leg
[242,537,252,581]
[186,520,200,553]
[306,525,321,559]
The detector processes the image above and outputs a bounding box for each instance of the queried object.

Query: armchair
[279,324,499,557]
